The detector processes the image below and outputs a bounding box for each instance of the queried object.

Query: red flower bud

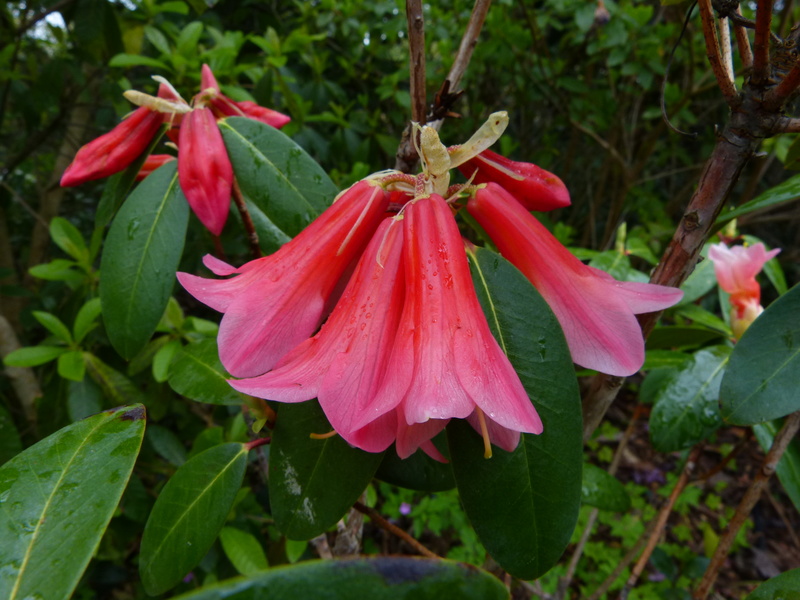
[135,154,176,182]
[458,149,571,212]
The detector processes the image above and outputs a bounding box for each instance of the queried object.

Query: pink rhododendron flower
[178,107,234,235]
[467,183,683,376]
[368,194,543,459]
[177,180,390,378]
[708,242,780,339]
[458,149,571,212]
[230,217,404,453]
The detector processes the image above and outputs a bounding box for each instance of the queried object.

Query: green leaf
[139,442,248,595]
[675,303,731,335]
[153,338,182,382]
[67,378,104,422]
[220,117,337,239]
[744,567,800,599]
[269,401,384,540]
[28,259,82,282]
[147,424,187,466]
[650,345,731,452]
[581,463,631,512]
[219,527,269,576]
[49,217,88,262]
[447,247,582,580]
[100,162,189,359]
[3,346,67,367]
[716,173,800,227]
[32,311,72,344]
[73,298,102,344]
[0,405,145,600]
[171,558,509,600]
[108,53,170,69]
[57,351,85,382]
[720,283,800,425]
[84,353,146,406]
[376,444,455,492]
[0,404,22,466]
[753,421,800,514]
[676,250,716,306]
[646,325,725,350]
[168,339,244,405]
[176,22,204,56]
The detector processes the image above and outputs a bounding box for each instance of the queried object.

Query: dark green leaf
[220,117,337,239]
[73,298,102,344]
[32,311,72,344]
[219,527,269,575]
[139,442,248,595]
[3,346,67,367]
[269,401,383,540]
[753,421,800,514]
[0,405,145,600]
[716,173,800,227]
[57,351,85,382]
[49,217,88,262]
[168,339,244,405]
[108,53,170,69]
[172,557,509,600]
[84,353,147,406]
[643,350,691,370]
[0,404,22,466]
[100,162,189,359]
[67,378,104,422]
[376,444,455,492]
[581,463,631,512]
[676,251,716,306]
[744,567,800,599]
[447,247,582,580]
[650,346,731,452]
[646,325,726,350]
[720,283,800,425]
[147,424,188,466]
[675,303,730,335]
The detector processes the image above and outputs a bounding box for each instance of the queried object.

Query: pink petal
[395,419,449,460]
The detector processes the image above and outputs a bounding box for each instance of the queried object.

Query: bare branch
[763,61,800,111]
[446,0,493,91]
[406,0,427,125]
[697,0,739,105]
[719,17,734,82]
[752,0,774,85]
[694,412,800,599]
[353,501,442,559]
[733,6,754,69]
[773,115,800,132]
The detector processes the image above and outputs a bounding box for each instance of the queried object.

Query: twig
[697,0,739,105]
[763,60,800,111]
[751,0,774,85]
[765,489,800,552]
[587,520,656,600]
[622,445,703,596]
[733,6,754,70]
[773,116,800,132]
[445,0,493,91]
[406,0,427,125]
[353,501,441,559]
[719,18,734,82]
[694,430,751,482]
[694,412,800,599]
[231,178,261,260]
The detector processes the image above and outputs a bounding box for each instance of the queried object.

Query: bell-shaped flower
[200,64,291,129]
[60,89,170,187]
[708,242,780,339]
[177,107,234,235]
[230,217,405,453]
[363,194,544,459]
[458,149,571,212]
[467,183,683,377]
[177,180,390,378]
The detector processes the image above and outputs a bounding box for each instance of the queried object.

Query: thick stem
[694,412,800,599]
[752,0,774,85]
[763,60,800,110]
[231,178,262,260]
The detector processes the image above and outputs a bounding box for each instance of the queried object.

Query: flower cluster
[179,113,683,459]
[708,242,780,339]
[60,65,290,236]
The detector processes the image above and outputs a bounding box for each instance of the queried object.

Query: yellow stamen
[309,430,338,440]
[475,407,493,459]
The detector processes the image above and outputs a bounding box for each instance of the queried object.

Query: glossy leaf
[219,527,269,576]
[716,172,800,227]
[581,463,631,511]
[0,405,145,600]
[168,339,244,405]
[376,444,455,492]
[448,247,582,580]
[220,117,337,239]
[172,558,509,600]
[3,346,67,367]
[269,401,384,540]
[0,404,22,465]
[100,162,189,359]
[49,217,88,262]
[744,567,800,599]
[84,353,147,406]
[650,345,731,453]
[753,421,800,514]
[647,325,726,350]
[720,283,800,425]
[73,298,102,344]
[139,442,248,595]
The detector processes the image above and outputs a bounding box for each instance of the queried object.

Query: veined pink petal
[458,149,571,212]
[708,242,780,306]
[395,419,449,460]
[467,183,683,377]
[177,107,233,235]
[178,180,390,378]
[369,194,542,458]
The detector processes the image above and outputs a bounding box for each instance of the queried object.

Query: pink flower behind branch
[177,180,390,378]
[467,183,683,377]
[708,242,780,339]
